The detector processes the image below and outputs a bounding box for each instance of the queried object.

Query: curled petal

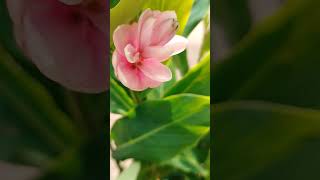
[142,35,188,62]
[152,11,178,45]
[138,59,172,82]
[115,54,145,91]
[124,44,139,63]
[139,16,156,49]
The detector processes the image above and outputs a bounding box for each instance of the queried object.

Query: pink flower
[112,9,188,91]
[6,0,108,93]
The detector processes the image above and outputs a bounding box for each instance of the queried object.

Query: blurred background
[0,1,108,179]
[213,0,285,59]
[213,0,320,180]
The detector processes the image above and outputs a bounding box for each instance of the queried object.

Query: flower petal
[112,51,119,77]
[115,54,146,91]
[138,59,172,82]
[142,35,188,62]
[124,44,139,63]
[113,24,132,56]
[139,16,156,49]
[114,51,161,90]
[20,1,108,93]
[152,11,178,45]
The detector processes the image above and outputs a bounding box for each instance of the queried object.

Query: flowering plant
[110,0,210,179]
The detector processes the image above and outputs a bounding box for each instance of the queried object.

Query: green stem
[130,90,141,104]
[110,143,123,172]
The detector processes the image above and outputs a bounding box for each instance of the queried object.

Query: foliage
[213,0,320,179]
[110,0,210,179]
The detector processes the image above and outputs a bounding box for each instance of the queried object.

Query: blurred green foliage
[0,0,211,179]
[0,1,108,180]
[213,0,320,179]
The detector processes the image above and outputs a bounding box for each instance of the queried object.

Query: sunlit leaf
[166,53,210,96]
[112,94,210,162]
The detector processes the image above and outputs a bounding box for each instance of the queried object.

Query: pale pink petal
[115,49,162,91]
[112,51,119,77]
[137,9,153,36]
[142,76,162,88]
[113,24,132,56]
[138,59,172,82]
[113,22,138,55]
[166,35,188,56]
[151,11,178,45]
[139,17,156,49]
[116,55,146,91]
[124,44,139,63]
[142,35,188,62]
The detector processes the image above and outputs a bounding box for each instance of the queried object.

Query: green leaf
[111,94,210,162]
[143,0,194,35]
[172,51,189,76]
[183,0,210,36]
[167,150,208,177]
[213,0,320,108]
[166,53,210,97]
[213,100,320,180]
[0,46,79,165]
[111,0,120,9]
[117,162,141,180]
[110,78,134,114]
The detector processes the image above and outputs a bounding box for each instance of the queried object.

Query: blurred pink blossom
[112,9,188,91]
[6,0,108,93]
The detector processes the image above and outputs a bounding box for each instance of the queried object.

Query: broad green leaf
[143,0,194,35]
[0,46,79,165]
[213,0,320,109]
[111,0,120,9]
[110,78,134,114]
[183,0,210,36]
[117,162,141,180]
[213,100,320,180]
[111,94,210,162]
[166,53,210,97]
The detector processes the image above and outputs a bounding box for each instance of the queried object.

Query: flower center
[124,44,141,64]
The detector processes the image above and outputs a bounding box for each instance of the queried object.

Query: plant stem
[110,143,123,172]
[130,90,141,104]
